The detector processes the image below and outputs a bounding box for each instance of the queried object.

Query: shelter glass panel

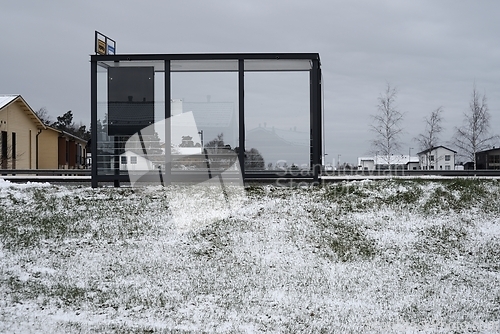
[95,60,165,176]
[244,69,310,172]
[170,63,239,173]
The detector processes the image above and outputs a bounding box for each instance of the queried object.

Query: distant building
[475,147,500,169]
[0,95,45,169]
[38,126,87,169]
[417,146,456,170]
[119,151,153,171]
[1,94,87,170]
[357,155,419,170]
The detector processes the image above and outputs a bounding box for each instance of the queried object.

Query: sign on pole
[95,31,116,55]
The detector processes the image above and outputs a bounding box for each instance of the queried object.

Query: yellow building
[0,95,87,170]
[38,126,87,169]
[0,95,45,169]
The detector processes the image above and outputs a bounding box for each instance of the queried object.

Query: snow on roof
[0,95,19,109]
[358,155,419,165]
[0,94,46,129]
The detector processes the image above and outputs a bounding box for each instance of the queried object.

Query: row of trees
[370,83,498,169]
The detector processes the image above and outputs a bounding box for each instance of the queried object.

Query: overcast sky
[2,0,500,164]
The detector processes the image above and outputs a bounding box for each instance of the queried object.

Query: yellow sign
[97,39,106,55]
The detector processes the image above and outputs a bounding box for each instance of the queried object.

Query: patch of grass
[188,219,233,259]
[406,254,434,277]
[0,212,72,249]
[421,186,456,214]
[315,219,378,262]
[245,184,267,197]
[74,323,167,334]
[473,238,500,271]
[416,223,468,258]
[421,179,494,214]
[0,186,172,250]
[384,181,424,207]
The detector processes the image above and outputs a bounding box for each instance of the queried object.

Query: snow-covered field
[0,178,499,333]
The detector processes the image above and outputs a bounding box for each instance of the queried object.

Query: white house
[358,155,419,171]
[417,146,456,170]
[119,151,154,171]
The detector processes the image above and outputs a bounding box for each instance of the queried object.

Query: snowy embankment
[0,179,499,333]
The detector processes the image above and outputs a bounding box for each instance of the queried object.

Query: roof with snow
[0,95,19,109]
[358,155,419,165]
[0,94,46,129]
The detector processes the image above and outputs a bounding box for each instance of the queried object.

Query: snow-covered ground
[0,179,499,333]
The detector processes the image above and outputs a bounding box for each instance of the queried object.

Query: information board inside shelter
[108,67,154,136]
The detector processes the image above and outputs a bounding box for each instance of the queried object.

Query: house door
[1,131,7,169]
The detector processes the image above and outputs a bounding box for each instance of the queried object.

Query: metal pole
[90,57,98,188]
[164,59,171,185]
[238,59,245,178]
[408,147,413,170]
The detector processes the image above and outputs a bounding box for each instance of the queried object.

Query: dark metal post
[90,57,98,188]
[238,59,245,179]
[310,59,322,182]
[164,59,171,185]
[113,137,120,187]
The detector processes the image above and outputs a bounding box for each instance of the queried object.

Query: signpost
[95,31,116,55]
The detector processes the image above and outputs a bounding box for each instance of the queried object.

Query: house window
[445,165,451,170]
[1,131,7,169]
[11,132,16,169]
[120,156,127,164]
[430,155,435,162]
[130,156,137,164]
[445,155,450,161]
[488,155,500,164]
[11,132,16,160]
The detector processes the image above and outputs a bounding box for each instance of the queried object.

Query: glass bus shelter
[90,53,322,187]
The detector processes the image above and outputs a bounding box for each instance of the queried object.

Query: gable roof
[359,155,419,165]
[45,125,87,144]
[0,95,46,129]
[475,147,500,155]
[416,145,456,155]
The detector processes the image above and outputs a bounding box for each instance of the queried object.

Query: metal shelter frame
[90,53,322,187]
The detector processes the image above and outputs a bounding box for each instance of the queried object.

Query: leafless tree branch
[370,83,405,165]
[453,84,498,169]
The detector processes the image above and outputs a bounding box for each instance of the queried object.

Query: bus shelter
[90,53,322,187]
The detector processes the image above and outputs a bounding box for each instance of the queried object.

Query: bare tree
[34,107,52,125]
[415,107,443,150]
[415,107,444,169]
[0,124,24,169]
[370,83,404,167]
[454,85,497,169]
